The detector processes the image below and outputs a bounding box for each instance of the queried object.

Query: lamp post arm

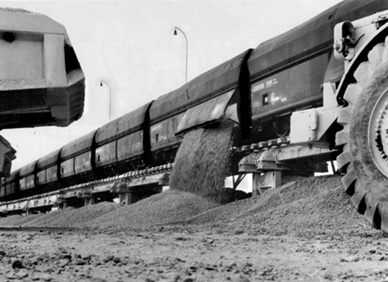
[100,80,112,122]
[174,27,188,84]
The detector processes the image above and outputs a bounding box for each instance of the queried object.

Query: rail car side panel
[60,130,97,160]
[46,166,58,183]
[117,103,151,135]
[117,132,143,160]
[25,175,35,190]
[6,182,17,196]
[18,178,26,191]
[36,149,60,185]
[19,161,36,191]
[74,152,92,174]
[60,159,74,178]
[9,182,17,195]
[96,142,117,167]
[150,113,184,153]
[37,170,46,185]
[0,183,5,197]
[3,170,19,199]
[60,130,96,178]
[251,54,328,121]
[95,120,119,146]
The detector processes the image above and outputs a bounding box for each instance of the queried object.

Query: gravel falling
[169,122,235,203]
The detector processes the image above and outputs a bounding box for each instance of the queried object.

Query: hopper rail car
[4,0,388,232]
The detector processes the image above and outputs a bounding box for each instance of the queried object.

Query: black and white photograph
[1,1,388,281]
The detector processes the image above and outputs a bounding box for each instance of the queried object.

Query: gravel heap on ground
[188,175,373,235]
[0,203,119,228]
[0,214,40,227]
[23,202,120,228]
[79,190,219,228]
[169,122,234,203]
[0,8,31,13]
[0,208,74,228]
[0,175,376,235]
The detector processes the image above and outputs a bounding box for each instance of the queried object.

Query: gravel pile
[0,8,31,13]
[188,175,373,235]
[0,175,375,235]
[18,208,76,227]
[0,215,22,226]
[79,190,219,228]
[170,122,234,203]
[0,203,119,228]
[21,203,120,228]
[0,214,42,227]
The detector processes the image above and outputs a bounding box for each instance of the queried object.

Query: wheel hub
[369,88,388,177]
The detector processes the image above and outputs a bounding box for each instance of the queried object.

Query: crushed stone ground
[0,175,384,282]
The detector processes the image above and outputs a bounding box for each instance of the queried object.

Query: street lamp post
[173,26,188,84]
[100,80,112,122]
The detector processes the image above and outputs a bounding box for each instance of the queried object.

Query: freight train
[3,0,388,231]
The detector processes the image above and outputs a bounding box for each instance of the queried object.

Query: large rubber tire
[336,37,388,231]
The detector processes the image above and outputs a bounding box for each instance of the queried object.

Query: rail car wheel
[336,37,388,231]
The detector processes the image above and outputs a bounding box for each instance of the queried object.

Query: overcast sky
[0,0,342,170]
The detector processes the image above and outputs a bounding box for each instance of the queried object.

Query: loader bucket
[0,8,85,129]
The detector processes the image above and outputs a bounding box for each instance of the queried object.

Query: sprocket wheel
[336,36,388,231]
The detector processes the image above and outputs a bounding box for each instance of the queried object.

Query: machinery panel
[0,8,85,129]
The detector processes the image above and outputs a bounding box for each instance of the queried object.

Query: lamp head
[173,28,177,36]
